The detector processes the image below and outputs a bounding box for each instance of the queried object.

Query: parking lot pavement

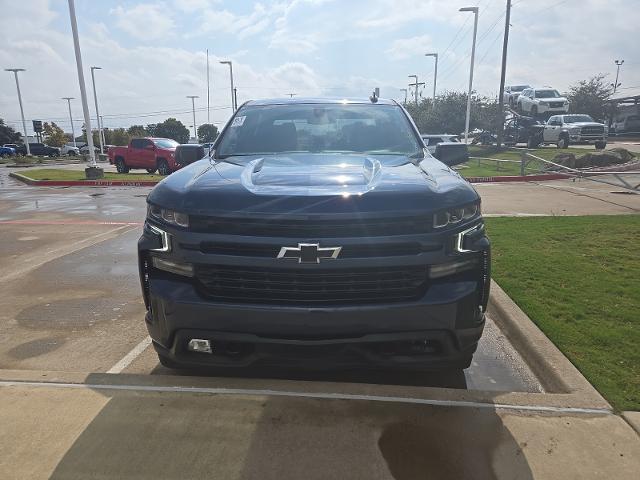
[476,176,640,216]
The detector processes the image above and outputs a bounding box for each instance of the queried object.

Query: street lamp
[219,60,235,112]
[459,6,479,144]
[187,95,199,141]
[62,97,76,147]
[425,53,438,101]
[612,59,624,94]
[66,0,98,169]
[5,68,30,156]
[90,66,104,154]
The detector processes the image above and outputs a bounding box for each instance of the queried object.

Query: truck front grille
[581,126,604,135]
[549,102,565,108]
[189,215,431,237]
[195,264,429,305]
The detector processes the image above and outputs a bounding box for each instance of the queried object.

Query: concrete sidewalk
[1,379,638,480]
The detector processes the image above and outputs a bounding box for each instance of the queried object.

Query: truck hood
[567,122,605,128]
[148,153,478,216]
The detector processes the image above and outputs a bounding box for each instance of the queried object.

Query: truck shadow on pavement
[151,364,469,389]
[47,375,534,480]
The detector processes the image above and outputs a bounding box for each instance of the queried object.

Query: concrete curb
[9,171,159,187]
[487,280,610,409]
[622,412,640,437]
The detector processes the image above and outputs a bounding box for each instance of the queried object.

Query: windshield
[216,103,422,158]
[512,85,529,92]
[535,90,561,98]
[153,139,179,148]
[563,115,594,123]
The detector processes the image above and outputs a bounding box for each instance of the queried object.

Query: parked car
[28,143,60,157]
[613,114,640,133]
[3,143,27,155]
[0,145,16,158]
[517,88,569,117]
[108,137,180,175]
[78,143,99,155]
[503,84,531,107]
[60,144,80,156]
[138,97,490,371]
[420,134,459,154]
[536,114,607,149]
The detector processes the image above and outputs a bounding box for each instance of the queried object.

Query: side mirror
[434,142,469,167]
[175,144,205,167]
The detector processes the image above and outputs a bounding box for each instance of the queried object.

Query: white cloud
[111,3,175,40]
[386,34,434,61]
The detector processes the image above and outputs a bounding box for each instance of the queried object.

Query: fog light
[188,339,212,354]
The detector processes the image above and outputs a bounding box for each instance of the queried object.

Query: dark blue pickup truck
[138,97,490,371]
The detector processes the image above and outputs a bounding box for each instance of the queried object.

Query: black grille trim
[195,264,429,305]
[189,215,432,237]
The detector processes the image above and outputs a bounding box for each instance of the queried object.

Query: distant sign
[32,120,43,133]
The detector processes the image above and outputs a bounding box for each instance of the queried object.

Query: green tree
[127,125,147,137]
[42,122,68,147]
[404,91,500,135]
[110,128,130,146]
[148,118,190,143]
[566,74,613,121]
[197,123,219,142]
[0,118,22,144]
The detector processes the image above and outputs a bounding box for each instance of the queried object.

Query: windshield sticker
[231,116,246,127]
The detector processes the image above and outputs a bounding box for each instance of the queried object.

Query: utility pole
[67,0,97,169]
[400,88,408,104]
[425,53,438,100]
[62,97,76,147]
[460,6,479,144]
[496,0,512,148]
[219,60,235,112]
[5,69,31,155]
[408,75,425,105]
[187,95,199,141]
[612,59,624,94]
[90,66,104,154]
[206,49,210,124]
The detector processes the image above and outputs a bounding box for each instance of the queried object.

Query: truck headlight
[433,202,480,228]
[569,128,581,134]
[148,205,189,228]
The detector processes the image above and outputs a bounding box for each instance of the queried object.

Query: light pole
[400,88,408,104]
[187,95,199,141]
[425,53,438,100]
[5,68,30,156]
[66,0,97,169]
[206,49,211,124]
[100,115,106,146]
[459,6,479,144]
[90,66,104,154]
[220,60,235,112]
[62,97,76,147]
[612,59,624,94]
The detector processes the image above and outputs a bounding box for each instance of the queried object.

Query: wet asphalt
[0,167,542,392]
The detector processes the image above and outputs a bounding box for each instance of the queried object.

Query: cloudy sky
[0,0,638,136]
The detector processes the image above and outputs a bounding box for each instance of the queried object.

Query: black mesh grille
[189,215,431,237]
[581,126,604,135]
[195,264,429,305]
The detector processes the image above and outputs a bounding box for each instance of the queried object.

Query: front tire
[146,168,157,174]
[595,141,606,150]
[115,157,129,173]
[557,135,569,149]
[531,105,538,117]
[157,159,170,176]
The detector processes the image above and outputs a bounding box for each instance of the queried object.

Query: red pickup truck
[109,138,180,175]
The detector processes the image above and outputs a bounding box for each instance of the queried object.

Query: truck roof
[244,97,398,106]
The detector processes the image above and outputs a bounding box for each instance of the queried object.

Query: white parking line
[106,336,152,374]
[0,379,612,416]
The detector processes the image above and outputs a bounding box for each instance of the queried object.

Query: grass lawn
[486,215,640,411]
[16,168,164,182]
[458,145,590,178]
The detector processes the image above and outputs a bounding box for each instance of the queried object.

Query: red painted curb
[9,172,159,187]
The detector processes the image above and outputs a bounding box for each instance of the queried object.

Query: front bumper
[138,218,490,370]
[569,135,607,144]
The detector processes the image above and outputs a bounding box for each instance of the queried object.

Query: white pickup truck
[537,114,607,149]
